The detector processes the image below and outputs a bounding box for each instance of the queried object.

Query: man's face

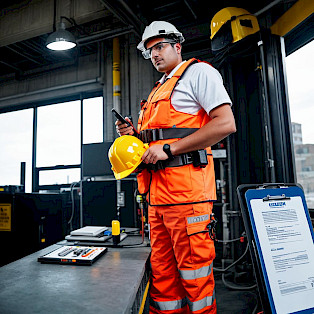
[145,37,182,74]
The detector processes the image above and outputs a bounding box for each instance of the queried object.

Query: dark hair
[164,34,180,43]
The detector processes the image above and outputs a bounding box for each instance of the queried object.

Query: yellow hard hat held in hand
[108,135,149,180]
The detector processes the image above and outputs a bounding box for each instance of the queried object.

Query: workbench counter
[0,238,151,314]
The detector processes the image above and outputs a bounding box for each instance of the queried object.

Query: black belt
[139,128,198,143]
[146,149,208,171]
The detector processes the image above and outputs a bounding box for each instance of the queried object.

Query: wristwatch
[163,144,175,161]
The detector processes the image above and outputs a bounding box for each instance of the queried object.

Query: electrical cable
[215,237,243,243]
[67,181,80,231]
[222,273,257,290]
[212,40,258,69]
[114,229,146,248]
[92,237,146,248]
[68,17,89,36]
[189,228,257,291]
[214,243,249,272]
[52,0,57,32]
[134,187,148,240]
[72,242,148,248]
[68,182,77,225]
[125,229,141,235]
[113,243,147,248]
[251,300,259,314]
[214,243,258,290]
[101,190,147,248]
[106,202,146,248]
[209,46,231,64]
[67,182,75,230]
[140,199,145,243]
[106,219,146,247]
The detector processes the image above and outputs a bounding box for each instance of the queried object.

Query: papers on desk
[249,195,314,314]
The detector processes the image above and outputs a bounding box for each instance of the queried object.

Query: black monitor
[82,142,114,178]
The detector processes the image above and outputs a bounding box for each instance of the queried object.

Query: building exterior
[292,122,303,145]
[292,122,314,208]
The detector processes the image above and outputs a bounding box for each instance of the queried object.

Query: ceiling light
[46,22,76,51]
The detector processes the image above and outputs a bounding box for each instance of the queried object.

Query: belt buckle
[158,129,163,140]
[139,131,145,142]
[143,130,149,143]
[151,161,164,171]
[152,129,157,142]
[143,129,152,143]
[181,153,193,165]
[147,130,153,143]
[186,153,193,164]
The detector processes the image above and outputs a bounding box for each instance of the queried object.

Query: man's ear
[175,43,182,54]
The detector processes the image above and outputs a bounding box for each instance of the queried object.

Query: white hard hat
[137,21,185,51]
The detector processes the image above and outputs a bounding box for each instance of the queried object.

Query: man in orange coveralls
[116,21,236,314]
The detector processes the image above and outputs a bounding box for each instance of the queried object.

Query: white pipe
[0,79,99,102]
[254,0,283,16]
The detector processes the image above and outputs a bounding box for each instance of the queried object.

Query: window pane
[83,96,103,144]
[286,40,314,208]
[37,100,81,167]
[39,168,81,186]
[0,109,33,192]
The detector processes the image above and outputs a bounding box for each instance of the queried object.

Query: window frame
[0,90,103,192]
[33,91,103,192]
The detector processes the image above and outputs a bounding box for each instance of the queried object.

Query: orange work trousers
[148,202,216,314]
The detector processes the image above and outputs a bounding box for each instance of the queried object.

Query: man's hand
[115,117,134,136]
[141,145,169,164]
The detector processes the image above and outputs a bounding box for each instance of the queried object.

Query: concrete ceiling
[0,0,299,82]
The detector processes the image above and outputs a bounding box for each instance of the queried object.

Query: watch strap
[163,144,174,161]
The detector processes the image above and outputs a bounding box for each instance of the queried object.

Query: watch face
[163,144,170,153]
[163,144,174,160]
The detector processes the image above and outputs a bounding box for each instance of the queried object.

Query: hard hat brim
[114,157,144,180]
[211,21,233,52]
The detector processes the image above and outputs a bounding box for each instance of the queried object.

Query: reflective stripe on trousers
[150,291,215,312]
[178,263,213,280]
[187,290,216,312]
[150,297,187,311]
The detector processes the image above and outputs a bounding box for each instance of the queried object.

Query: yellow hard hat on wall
[210,7,260,52]
[108,135,149,180]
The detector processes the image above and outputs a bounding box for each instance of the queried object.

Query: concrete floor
[215,273,260,314]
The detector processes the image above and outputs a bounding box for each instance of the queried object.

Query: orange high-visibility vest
[137,58,216,205]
